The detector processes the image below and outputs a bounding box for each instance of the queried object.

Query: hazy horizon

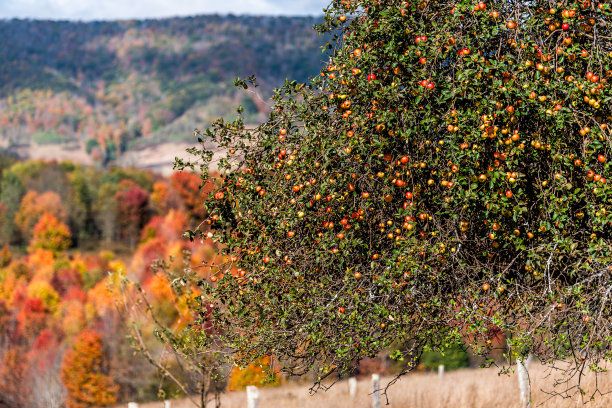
[0,0,329,21]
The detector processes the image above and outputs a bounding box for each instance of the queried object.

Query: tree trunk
[517,357,531,408]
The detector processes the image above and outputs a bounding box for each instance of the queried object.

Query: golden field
[129,362,612,408]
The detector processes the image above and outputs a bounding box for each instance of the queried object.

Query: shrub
[226,356,281,390]
[419,343,470,371]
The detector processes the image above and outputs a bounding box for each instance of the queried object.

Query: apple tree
[178,0,612,395]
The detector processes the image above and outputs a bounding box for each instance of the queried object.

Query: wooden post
[438,364,445,380]
[348,377,357,397]
[247,385,259,408]
[372,373,381,408]
[517,357,531,408]
[164,401,171,408]
[127,403,138,408]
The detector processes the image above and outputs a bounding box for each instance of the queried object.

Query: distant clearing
[7,141,199,175]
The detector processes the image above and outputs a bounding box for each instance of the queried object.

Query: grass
[32,131,70,145]
[125,362,612,408]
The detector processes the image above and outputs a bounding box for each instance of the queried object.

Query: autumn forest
[0,156,228,406]
[0,15,324,162]
[0,13,328,408]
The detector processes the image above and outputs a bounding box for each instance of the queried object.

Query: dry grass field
[126,362,612,408]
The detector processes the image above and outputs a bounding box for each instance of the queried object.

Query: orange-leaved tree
[28,212,71,253]
[0,347,29,408]
[61,329,118,408]
[170,170,217,221]
[15,190,67,242]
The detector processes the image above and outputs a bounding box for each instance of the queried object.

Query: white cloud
[0,0,329,20]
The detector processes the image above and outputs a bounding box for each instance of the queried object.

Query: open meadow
[129,363,612,408]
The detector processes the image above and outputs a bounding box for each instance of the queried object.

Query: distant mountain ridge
[0,15,327,164]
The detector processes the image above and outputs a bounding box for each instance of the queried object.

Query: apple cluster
[184,0,612,389]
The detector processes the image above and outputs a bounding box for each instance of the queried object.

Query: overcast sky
[0,0,329,20]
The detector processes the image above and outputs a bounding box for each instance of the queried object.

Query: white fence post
[127,403,138,408]
[247,385,259,408]
[372,373,380,408]
[164,401,171,408]
[348,377,357,397]
[438,364,445,380]
[517,357,531,408]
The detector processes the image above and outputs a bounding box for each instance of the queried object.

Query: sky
[0,0,329,20]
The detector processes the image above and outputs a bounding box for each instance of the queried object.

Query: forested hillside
[0,14,329,407]
[0,15,325,163]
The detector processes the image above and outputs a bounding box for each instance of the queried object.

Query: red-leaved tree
[115,186,149,248]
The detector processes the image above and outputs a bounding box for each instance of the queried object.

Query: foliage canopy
[181,0,612,394]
